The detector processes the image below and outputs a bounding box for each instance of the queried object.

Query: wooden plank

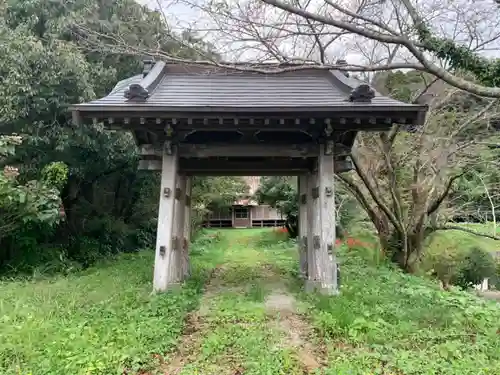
[153,144,179,292]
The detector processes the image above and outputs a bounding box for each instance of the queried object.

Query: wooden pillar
[306,145,338,295]
[298,175,308,279]
[182,176,193,278]
[153,143,179,293]
[318,144,338,294]
[174,174,187,282]
[306,170,320,290]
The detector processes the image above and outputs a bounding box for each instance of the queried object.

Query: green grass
[427,223,500,254]
[349,221,500,255]
[1,228,499,375]
[0,230,225,375]
[300,247,500,374]
[171,229,306,375]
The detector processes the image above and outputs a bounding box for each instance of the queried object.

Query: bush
[453,246,496,289]
[426,246,465,289]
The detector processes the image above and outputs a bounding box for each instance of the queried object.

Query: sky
[137,0,500,64]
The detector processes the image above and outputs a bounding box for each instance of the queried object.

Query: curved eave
[70,103,428,124]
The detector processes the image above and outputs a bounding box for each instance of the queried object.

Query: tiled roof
[74,62,427,113]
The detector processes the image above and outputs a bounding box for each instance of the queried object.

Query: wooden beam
[181,170,307,176]
[138,157,352,173]
[139,144,322,158]
[180,158,313,171]
[138,159,162,170]
[179,144,320,158]
[139,144,161,157]
[336,159,353,173]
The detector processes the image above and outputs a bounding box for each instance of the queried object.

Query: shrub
[453,246,496,289]
[426,246,465,289]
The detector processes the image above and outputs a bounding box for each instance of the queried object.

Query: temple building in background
[203,176,285,228]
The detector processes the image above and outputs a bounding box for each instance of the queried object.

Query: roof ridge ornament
[123,59,166,101]
[124,84,149,100]
[349,84,375,103]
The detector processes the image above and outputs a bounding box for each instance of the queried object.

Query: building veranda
[70,61,428,295]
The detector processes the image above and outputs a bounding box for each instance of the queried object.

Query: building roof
[71,61,428,118]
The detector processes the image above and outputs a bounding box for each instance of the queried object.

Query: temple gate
[71,61,428,295]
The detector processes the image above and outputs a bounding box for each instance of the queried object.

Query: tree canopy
[0,0,245,273]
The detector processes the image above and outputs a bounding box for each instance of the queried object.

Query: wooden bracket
[325,187,333,197]
[327,243,333,254]
[300,194,307,204]
[313,235,320,249]
[175,188,182,200]
[159,245,166,256]
[324,122,333,137]
[164,124,174,137]
[312,187,319,199]
[165,140,173,155]
[325,140,334,155]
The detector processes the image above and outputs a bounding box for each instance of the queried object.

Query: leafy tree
[191,176,249,226]
[0,0,226,272]
[255,176,299,237]
[0,136,64,239]
[255,176,358,238]
[336,70,500,272]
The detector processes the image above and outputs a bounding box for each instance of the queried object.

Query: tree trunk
[286,218,298,238]
[385,230,425,273]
